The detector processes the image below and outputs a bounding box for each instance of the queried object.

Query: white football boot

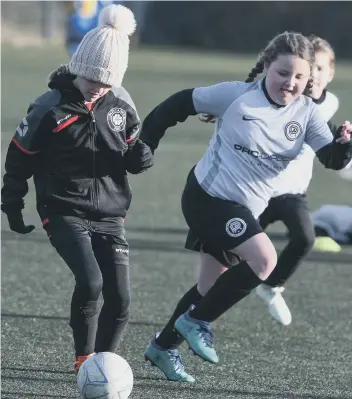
[256,284,292,326]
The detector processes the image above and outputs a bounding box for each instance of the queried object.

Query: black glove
[125,139,154,174]
[2,208,35,234]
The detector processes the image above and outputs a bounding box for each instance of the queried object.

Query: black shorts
[181,168,263,267]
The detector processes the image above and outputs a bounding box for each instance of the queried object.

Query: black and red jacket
[1,66,153,221]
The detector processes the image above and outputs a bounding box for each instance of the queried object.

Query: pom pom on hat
[98,4,136,36]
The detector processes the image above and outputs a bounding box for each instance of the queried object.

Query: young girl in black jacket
[1,4,153,374]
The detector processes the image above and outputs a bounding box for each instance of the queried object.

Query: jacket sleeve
[111,86,141,150]
[1,142,37,212]
[124,118,154,174]
[139,82,244,152]
[113,87,153,174]
[1,104,52,213]
[139,89,197,152]
[125,116,140,150]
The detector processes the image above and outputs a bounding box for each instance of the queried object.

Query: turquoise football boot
[174,311,219,364]
[144,338,195,382]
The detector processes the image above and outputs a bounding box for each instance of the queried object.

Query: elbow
[139,88,196,152]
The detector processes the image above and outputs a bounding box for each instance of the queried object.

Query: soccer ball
[77,352,133,399]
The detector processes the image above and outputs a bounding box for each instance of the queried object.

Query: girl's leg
[190,232,277,322]
[197,252,229,296]
[155,252,227,350]
[255,195,315,325]
[265,195,315,288]
[258,198,277,231]
[45,216,103,372]
[175,233,277,363]
[176,168,278,362]
[144,252,228,382]
[92,233,131,353]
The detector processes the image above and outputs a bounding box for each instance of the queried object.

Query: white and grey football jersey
[193,80,334,218]
[271,91,339,197]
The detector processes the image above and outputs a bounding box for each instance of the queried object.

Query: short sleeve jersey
[192,80,333,218]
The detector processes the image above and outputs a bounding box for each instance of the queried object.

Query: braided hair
[245,60,265,83]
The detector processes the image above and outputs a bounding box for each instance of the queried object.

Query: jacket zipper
[90,110,98,212]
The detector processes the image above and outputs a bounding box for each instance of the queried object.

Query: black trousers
[259,194,315,287]
[44,215,130,356]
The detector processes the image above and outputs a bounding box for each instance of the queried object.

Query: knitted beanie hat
[69,4,136,87]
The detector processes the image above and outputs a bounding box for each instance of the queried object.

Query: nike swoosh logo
[242,115,260,121]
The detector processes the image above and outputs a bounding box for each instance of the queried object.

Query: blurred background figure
[312,204,352,252]
[65,1,120,57]
[66,1,150,57]
[1,2,351,58]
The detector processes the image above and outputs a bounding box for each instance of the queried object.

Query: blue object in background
[66,0,119,57]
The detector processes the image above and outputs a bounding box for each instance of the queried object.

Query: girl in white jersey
[141,31,352,382]
[256,36,344,326]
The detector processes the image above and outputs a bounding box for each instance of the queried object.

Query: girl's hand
[336,121,352,144]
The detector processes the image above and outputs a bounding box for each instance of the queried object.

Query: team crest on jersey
[225,218,247,238]
[284,121,303,141]
[107,108,126,132]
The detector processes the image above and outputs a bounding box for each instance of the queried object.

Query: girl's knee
[290,230,315,253]
[252,251,277,280]
[77,277,103,301]
[242,240,277,280]
[233,234,277,280]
